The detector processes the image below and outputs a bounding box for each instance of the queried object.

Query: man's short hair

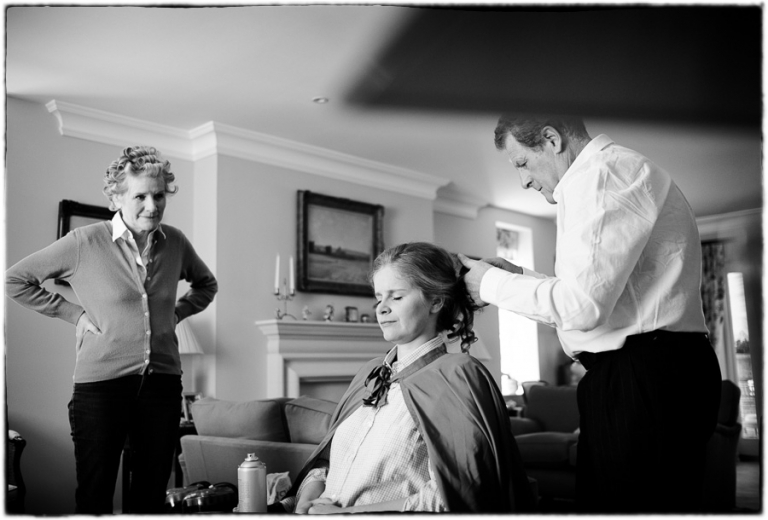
[494,115,589,151]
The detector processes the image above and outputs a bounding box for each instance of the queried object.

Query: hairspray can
[237,453,267,512]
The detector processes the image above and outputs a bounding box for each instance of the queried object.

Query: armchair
[702,380,742,511]
[510,379,743,511]
[509,385,579,504]
[6,430,26,514]
[521,380,548,404]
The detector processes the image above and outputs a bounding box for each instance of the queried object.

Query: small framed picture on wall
[297,190,384,296]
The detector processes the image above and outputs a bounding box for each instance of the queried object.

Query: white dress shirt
[111,211,164,285]
[480,134,708,357]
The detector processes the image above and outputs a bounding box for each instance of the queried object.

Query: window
[726,272,758,440]
[496,222,537,394]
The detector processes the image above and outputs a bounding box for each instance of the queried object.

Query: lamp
[176,319,204,355]
[177,320,204,420]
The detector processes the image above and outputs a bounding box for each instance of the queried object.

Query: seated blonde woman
[276,242,533,514]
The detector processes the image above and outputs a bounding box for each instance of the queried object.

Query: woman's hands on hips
[75,312,102,350]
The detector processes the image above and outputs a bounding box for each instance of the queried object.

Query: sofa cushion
[190,398,289,442]
[525,385,579,433]
[515,431,579,469]
[284,396,336,444]
[509,417,542,436]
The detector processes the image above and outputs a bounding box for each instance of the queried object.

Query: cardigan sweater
[6,220,218,383]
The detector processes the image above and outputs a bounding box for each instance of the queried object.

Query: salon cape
[288,346,535,513]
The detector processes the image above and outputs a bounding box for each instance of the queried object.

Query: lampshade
[176,319,204,355]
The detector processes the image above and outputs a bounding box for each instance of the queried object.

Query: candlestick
[274,254,280,295]
[274,276,296,320]
[289,256,295,295]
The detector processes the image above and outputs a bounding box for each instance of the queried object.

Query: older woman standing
[6,146,218,513]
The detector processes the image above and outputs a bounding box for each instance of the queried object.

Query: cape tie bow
[362,362,393,408]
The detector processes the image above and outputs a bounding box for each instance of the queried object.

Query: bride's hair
[370,242,482,352]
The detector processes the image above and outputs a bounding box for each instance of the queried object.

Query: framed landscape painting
[297,191,384,296]
[56,200,114,285]
[58,199,113,239]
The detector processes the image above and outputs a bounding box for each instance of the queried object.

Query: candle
[274,254,280,295]
[289,256,295,295]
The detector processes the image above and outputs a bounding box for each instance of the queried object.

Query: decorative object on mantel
[360,314,371,323]
[345,306,359,322]
[273,254,296,320]
[297,190,384,296]
[323,305,334,322]
[301,306,312,321]
[55,200,113,285]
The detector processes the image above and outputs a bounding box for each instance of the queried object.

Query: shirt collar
[386,336,444,374]
[553,134,614,202]
[111,211,165,242]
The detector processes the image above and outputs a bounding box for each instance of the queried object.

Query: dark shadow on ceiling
[346,5,762,129]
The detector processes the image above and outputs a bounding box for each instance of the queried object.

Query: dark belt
[575,330,709,370]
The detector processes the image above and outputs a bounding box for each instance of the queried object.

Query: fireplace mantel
[256,319,389,398]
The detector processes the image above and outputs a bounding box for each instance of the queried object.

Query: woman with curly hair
[6,146,218,513]
[277,242,533,514]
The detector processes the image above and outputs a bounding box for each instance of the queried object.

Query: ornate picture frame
[55,200,113,285]
[297,191,384,296]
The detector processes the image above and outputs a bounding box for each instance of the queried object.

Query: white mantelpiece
[256,319,389,398]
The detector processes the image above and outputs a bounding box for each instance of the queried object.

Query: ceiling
[6,4,763,219]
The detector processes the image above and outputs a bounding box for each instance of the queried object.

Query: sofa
[509,380,744,511]
[509,385,579,504]
[180,396,337,488]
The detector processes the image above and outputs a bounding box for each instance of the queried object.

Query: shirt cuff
[402,480,446,512]
[479,266,516,306]
[297,467,327,496]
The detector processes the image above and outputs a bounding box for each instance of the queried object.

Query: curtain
[700,241,730,379]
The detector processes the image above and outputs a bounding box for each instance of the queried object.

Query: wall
[5,96,196,514]
[434,206,564,384]
[214,154,433,401]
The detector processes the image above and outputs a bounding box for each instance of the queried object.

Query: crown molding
[192,121,449,199]
[696,207,762,241]
[46,100,448,200]
[434,184,489,219]
[46,100,195,160]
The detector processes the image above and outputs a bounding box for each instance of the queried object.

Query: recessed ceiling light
[312,97,329,104]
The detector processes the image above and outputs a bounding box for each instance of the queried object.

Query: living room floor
[736,458,761,512]
[539,459,761,514]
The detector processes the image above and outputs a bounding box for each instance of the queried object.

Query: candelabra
[274,278,296,320]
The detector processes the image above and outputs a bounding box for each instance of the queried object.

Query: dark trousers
[68,373,182,514]
[576,331,721,513]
